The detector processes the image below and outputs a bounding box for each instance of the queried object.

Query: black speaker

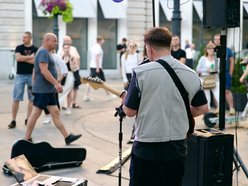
[203,0,240,28]
[183,129,233,186]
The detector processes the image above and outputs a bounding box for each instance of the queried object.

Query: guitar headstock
[80,76,104,90]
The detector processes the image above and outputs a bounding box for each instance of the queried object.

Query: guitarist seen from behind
[121,27,208,186]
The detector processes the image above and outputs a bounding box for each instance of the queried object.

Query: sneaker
[43,116,51,125]
[25,119,28,125]
[65,133,82,145]
[8,120,16,129]
[65,109,72,115]
[229,108,235,115]
[83,96,93,102]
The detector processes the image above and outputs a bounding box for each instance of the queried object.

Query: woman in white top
[121,41,141,90]
[60,43,78,115]
[196,42,219,110]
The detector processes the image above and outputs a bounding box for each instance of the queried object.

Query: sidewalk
[0,77,248,186]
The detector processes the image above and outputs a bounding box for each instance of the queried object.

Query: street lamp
[171,0,181,37]
[39,0,73,40]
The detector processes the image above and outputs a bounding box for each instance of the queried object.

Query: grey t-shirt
[32,48,57,93]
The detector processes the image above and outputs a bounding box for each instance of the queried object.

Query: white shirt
[58,45,80,67]
[51,53,68,76]
[121,53,140,82]
[196,56,219,76]
[90,43,103,68]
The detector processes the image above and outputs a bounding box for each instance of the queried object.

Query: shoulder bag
[156,59,195,136]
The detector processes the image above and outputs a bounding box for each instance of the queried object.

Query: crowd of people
[6,27,248,186]
[169,33,237,115]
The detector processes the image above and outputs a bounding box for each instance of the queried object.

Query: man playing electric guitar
[121,27,208,186]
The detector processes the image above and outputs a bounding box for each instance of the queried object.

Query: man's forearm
[229,57,234,75]
[16,55,34,62]
[25,59,35,64]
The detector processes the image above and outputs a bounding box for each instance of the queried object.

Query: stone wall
[0,0,25,49]
[0,0,24,80]
[127,0,153,50]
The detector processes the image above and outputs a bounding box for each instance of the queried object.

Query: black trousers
[129,153,185,186]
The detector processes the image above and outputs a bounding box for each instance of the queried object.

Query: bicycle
[8,50,16,80]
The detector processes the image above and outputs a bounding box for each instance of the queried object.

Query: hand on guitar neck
[80,76,123,97]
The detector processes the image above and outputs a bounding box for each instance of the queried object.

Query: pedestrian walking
[25,33,81,145]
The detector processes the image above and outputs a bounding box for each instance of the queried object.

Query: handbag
[202,75,216,89]
[156,59,195,136]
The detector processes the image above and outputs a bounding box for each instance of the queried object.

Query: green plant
[231,58,247,93]
[39,0,73,23]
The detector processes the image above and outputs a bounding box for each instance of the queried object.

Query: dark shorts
[33,93,58,110]
[90,68,106,81]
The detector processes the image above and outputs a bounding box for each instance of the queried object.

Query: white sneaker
[65,109,72,115]
[83,96,93,102]
[43,116,51,125]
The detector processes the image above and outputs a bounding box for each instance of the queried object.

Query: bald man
[25,33,81,145]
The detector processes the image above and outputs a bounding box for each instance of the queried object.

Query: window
[67,19,88,69]
[32,2,53,48]
[97,3,117,69]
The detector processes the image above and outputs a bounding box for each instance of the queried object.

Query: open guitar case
[2,139,87,175]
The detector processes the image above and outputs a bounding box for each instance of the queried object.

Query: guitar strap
[156,59,194,135]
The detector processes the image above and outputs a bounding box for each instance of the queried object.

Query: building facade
[0,0,247,79]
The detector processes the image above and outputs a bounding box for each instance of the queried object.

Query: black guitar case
[3,139,86,174]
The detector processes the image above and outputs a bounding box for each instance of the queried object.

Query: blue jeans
[13,74,33,101]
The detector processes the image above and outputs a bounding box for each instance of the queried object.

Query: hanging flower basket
[39,0,73,23]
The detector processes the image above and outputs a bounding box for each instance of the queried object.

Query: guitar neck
[101,82,122,97]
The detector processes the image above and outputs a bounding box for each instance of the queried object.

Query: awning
[98,0,126,19]
[33,0,96,18]
[244,2,248,14]
[159,0,173,21]
[193,0,203,21]
[70,0,96,18]
[34,0,47,17]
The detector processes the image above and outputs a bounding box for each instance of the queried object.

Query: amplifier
[183,129,233,186]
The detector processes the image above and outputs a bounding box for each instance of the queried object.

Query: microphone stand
[114,104,126,186]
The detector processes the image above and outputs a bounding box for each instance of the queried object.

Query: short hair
[214,33,221,38]
[144,27,172,49]
[63,35,72,45]
[97,36,104,42]
[63,43,71,48]
[24,31,32,39]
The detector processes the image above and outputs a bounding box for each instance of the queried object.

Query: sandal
[72,103,81,109]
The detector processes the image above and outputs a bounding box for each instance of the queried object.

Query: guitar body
[10,140,86,171]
